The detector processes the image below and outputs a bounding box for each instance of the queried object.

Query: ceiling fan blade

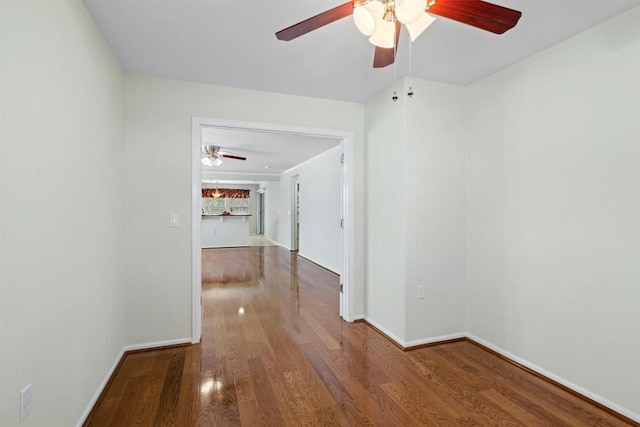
[221,154,247,161]
[373,21,402,68]
[428,0,522,34]
[276,1,354,41]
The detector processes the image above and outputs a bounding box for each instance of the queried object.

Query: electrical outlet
[20,384,32,421]
[417,285,425,299]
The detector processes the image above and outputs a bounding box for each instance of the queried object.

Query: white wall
[279,146,342,273]
[263,181,280,243]
[364,78,466,344]
[277,174,294,248]
[465,7,640,418]
[0,1,125,425]
[404,78,466,343]
[365,83,407,340]
[1,2,634,424]
[124,74,365,344]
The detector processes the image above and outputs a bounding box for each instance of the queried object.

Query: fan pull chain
[392,38,398,102]
[408,34,414,98]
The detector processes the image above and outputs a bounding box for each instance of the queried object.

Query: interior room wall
[277,174,294,248]
[124,74,366,345]
[279,146,343,273]
[364,82,407,340]
[403,77,466,343]
[0,1,125,425]
[364,77,466,344]
[262,180,281,243]
[465,6,640,418]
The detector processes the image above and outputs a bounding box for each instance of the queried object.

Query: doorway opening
[191,117,356,343]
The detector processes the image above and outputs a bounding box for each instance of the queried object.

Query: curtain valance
[202,188,250,199]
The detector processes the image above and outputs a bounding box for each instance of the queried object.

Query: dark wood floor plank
[439,343,572,426]
[455,341,631,427]
[153,348,186,426]
[86,246,637,427]
[173,345,199,426]
[247,357,286,426]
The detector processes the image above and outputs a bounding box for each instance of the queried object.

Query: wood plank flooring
[85,246,636,426]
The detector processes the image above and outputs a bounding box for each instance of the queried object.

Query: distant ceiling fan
[276,0,522,68]
[201,145,246,167]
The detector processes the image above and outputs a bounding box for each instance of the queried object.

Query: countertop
[202,214,252,217]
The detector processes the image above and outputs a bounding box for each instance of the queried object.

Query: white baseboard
[260,236,278,246]
[76,337,193,426]
[75,347,125,427]
[405,332,467,348]
[78,330,639,424]
[297,252,339,275]
[278,242,292,251]
[466,334,640,424]
[364,317,465,349]
[358,321,639,423]
[124,337,192,352]
[363,317,408,347]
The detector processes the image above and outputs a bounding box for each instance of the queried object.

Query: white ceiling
[84,0,639,104]
[200,127,341,175]
[82,0,639,175]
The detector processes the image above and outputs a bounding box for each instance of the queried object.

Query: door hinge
[340,218,344,229]
[340,153,345,164]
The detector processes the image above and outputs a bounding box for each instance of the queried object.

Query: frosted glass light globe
[395,0,427,24]
[369,18,396,48]
[407,12,436,41]
[353,1,385,36]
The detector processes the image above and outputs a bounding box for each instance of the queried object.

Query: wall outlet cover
[20,384,32,421]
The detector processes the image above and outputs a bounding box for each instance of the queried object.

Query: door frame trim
[291,174,300,250]
[191,117,356,342]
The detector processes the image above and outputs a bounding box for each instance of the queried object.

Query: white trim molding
[75,347,126,427]
[76,337,193,426]
[404,332,467,349]
[191,118,203,343]
[123,338,192,353]
[192,117,357,333]
[358,321,639,423]
[466,334,640,424]
[363,317,408,347]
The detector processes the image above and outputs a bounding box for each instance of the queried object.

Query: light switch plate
[169,214,179,227]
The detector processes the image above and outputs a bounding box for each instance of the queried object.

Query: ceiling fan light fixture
[395,0,427,25]
[201,155,223,167]
[354,1,384,36]
[368,16,396,48]
[407,12,436,41]
[201,156,215,167]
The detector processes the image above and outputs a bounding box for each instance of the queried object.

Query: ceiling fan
[201,145,246,167]
[276,0,522,68]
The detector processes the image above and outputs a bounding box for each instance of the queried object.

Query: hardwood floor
[86,246,636,426]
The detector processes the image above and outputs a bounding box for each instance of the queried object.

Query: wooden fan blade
[373,21,401,68]
[428,0,522,34]
[276,1,354,41]
[221,154,247,161]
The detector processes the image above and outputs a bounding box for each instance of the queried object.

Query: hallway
[85,247,633,426]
